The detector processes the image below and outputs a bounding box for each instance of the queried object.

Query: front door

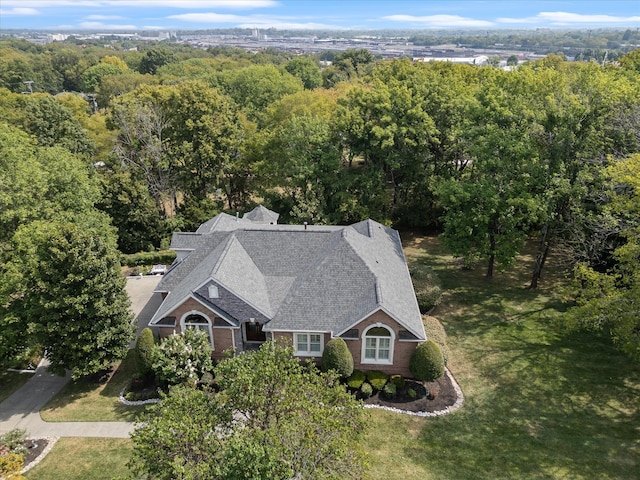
[245,322,266,342]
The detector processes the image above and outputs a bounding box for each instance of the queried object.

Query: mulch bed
[23,439,49,467]
[363,374,458,413]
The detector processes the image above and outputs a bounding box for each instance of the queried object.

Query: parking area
[125,275,163,344]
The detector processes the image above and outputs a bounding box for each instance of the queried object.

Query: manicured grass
[24,438,133,480]
[0,370,33,403]
[365,234,640,479]
[40,349,147,422]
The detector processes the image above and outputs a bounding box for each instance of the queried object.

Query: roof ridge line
[211,233,236,275]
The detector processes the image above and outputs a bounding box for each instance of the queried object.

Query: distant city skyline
[1,1,639,32]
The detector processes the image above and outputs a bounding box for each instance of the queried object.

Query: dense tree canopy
[0,122,132,374]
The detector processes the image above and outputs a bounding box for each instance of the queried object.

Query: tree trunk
[530,223,550,289]
[529,223,548,289]
[487,231,496,278]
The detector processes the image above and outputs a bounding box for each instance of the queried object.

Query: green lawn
[24,438,133,480]
[0,370,33,403]
[365,235,640,479]
[40,349,147,422]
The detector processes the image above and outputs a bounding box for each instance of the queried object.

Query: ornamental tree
[150,328,214,387]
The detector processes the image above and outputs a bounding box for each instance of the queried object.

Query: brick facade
[154,297,236,360]
[344,310,420,377]
[155,301,421,377]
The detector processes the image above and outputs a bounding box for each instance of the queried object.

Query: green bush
[135,327,155,377]
[0,452,24,479]
[0,428,27,456]
[423,315,450,366]
[360,382,373,399]
[121,250,176,268]
[321,338,354,378]
[366,370,388,391]
[407,388,417,399]
[410,264,443,313]
[346,369,366,389]
[390,374,405,389]
[382,382,397,399]
[416,288,443,313]
[410,340,445,381]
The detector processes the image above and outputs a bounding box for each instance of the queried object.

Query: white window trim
[180,310,214,349]
[361,323,394,365]
[294,332,324,357]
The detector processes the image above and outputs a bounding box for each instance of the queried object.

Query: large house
[149,206,426,376]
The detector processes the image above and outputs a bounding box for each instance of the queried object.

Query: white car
[149,264,167,275]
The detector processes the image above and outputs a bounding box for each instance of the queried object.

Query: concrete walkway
[0,275,161,438]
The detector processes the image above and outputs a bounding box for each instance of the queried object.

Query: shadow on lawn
[41,349,144,422]
[409,327,640,479]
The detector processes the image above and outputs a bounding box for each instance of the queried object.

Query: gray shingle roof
[150,207,425,341]
[242,205,279,224]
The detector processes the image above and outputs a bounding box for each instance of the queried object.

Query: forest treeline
[1,38,639,361]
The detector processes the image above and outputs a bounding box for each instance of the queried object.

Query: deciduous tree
[130,341,367,479]
[6,220,134,378]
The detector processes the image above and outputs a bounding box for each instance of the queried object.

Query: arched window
[361,324,394,365]
[181,312,214,348]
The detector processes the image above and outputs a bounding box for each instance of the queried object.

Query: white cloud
[85,14,125,20]
[0,7,40,15]
[79,21,138,29]
[2,1,277,9]
[384,14,493,28]
[497,11,640,25]
[538,11,640,24]
[495,17,539,24]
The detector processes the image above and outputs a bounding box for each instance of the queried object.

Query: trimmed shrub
[360,382,373,399]
[135,327,155,377]
[366,370,388,391]
[407,388,417,399]
[410,264,443,313]
[423,315,450,366]
[346,369,366,389]
[321,338,354,378]
[382,382,397,399]
[416,288,443,313]
[121,250,176,268]
[410,340,445,381]
[390,374,405,389]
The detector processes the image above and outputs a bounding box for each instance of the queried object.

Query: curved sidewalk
[0,276,161,439]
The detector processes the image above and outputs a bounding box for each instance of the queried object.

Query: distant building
[414,55,489,66]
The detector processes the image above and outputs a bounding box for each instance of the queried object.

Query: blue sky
[1,1,639,31]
